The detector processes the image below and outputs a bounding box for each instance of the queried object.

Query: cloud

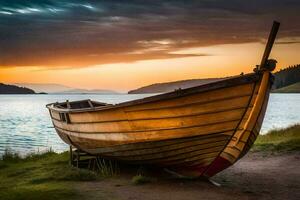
[0,0,300,68]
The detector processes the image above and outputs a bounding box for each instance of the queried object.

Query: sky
[0,0,299,92]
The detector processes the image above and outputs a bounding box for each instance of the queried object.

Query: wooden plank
[112,140,227,161]
[183,157,217,167]
[83,131,233,153]
[47,73,259,113]
[220,151,236,163]
[124,84,254,112]
[223,147,241,159]
[54,119,239,145]
[216,76,265,163]
[101,135,230,157]
[53,108,245,133]
[161,151,220,166]
[68,84,254,123]
[125,96,250,120]
[51,110,61,121]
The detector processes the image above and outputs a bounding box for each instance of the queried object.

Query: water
[0,94,154,155]
[261,94,300,133]
[0,94,299,155]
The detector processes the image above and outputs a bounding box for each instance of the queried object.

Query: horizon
[1,1,300,91]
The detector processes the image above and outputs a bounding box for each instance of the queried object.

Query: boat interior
[54,99,111,109]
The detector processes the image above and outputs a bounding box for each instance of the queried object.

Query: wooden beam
[260,21,280,69]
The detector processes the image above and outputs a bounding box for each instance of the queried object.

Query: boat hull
[47,72,272,177]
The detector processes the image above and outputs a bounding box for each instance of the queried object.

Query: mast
[259,21,280,70]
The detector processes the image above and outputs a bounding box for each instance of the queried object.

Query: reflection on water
[0,93,299,155]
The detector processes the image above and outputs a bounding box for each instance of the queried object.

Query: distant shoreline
[0,83,35,94]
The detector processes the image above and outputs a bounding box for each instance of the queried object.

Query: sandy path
[76,152,300,200]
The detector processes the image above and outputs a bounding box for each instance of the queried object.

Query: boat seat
[55,99,111,109]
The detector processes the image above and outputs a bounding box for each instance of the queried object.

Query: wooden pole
[69,145,73,166]
[259,21,280,69]
[77,150,80,168]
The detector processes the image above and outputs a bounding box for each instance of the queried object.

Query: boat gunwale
[52,105,251,124]
[46,72,261,113]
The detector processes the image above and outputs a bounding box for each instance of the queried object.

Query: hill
[273,64,300,89]
[128,78,224,94]
[61,89,118,94]
[128,64,300,94]
[15,83,118,94]
[272,82,300,93]
[0,83,35,94]
[14,83,73,93]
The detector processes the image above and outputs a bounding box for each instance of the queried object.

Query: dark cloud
[0,0,299,67]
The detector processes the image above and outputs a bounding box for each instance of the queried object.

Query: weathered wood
[48,71,268,177]
[69,146,73,165]
[49,72,264,177]
[47,73,259,113]
[47,22,280,177]
[260,21,280,69]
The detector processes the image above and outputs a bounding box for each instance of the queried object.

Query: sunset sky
[0,1,299,92]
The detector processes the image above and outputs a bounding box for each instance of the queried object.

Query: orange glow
[1,41,299,92]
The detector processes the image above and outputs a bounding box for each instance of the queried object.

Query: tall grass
[95,157,120,177]
[1,148,22,162]
[0,148,56,162]
[253,124,300,152]
[0,148,120,180]
[131,166,155,185]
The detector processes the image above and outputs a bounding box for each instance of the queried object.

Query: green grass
[0,124,299,199]
[95,157,120,177]
[0,150,99,200]
[253,124,300,152]
[131,174,153,185]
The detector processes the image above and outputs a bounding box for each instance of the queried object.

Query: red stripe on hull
[203,156,232,177]
[168,165,208,177]
[168,156,231,177]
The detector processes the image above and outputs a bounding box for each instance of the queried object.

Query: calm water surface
[0,93,299,155]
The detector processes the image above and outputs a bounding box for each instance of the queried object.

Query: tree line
[273,64,300,89]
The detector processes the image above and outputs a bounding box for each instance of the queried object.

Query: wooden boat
[47,21,280,177]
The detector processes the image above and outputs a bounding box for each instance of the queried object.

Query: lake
[0,93,299,155]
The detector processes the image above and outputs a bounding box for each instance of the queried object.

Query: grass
[253,124,300,152]
[131,174,153,185]
[0,124,299,199]
[95,157,120,177]
[0,150,99,200]
[1,148,22,162]
[131,166,156,185]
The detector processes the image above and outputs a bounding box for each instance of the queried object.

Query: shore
[0,125,299,200]
[77,152,300,200]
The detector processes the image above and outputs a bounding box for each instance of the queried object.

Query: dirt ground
[75,152,300,200]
